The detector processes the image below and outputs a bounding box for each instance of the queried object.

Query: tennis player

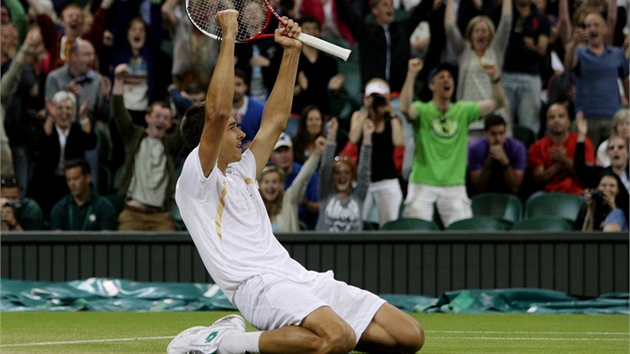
[170,10,424,354]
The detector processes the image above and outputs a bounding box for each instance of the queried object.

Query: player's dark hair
[180,102,206,150]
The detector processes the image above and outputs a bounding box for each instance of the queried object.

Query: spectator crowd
[1,0,628,232]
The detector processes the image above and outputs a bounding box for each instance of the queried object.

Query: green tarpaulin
[1,278,628,314]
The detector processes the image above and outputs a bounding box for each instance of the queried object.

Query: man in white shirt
[170,10,424,354]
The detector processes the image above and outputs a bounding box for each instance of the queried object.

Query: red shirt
[528,132,595,195]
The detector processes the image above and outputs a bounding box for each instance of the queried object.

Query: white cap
[274,132,293,150]
[364,80,390,96]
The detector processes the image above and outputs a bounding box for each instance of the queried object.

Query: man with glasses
[0,175,43,231]
[399,59,506,227]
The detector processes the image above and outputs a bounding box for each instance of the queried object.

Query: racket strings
[186,0,269,41]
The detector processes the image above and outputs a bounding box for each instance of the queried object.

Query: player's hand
[408,58,424,75]
[275,18,302,50]
[215,9,239,39]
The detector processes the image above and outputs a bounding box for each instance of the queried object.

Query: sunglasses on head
[0,177,18,187]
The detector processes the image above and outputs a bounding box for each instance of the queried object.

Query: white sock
[217,331,262,354]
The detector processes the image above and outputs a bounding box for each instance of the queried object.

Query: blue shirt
[603,208,628,231]
[574,45,629,119]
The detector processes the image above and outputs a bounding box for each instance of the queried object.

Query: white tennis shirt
[175,148,317,302]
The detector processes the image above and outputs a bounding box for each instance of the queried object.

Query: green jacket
[112,95,184,210]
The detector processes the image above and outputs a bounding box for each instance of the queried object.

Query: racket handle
[296,33,351,61]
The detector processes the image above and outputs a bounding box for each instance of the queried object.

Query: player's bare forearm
[204,15,237,125]
[250,20,302,174]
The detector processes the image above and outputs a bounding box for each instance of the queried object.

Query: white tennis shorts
[233,270,386,343]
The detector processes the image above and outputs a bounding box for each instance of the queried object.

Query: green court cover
[1,278,628,314]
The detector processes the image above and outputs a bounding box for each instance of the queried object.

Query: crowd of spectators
[0,0,628,232]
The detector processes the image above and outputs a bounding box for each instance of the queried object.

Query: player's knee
[399,320,424,352]
[317,323,356,354]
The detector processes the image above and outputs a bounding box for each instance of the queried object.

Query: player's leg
[258,306,356,353]
[355,303,424,353]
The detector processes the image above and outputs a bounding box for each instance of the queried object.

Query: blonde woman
[445,0,512,141]
[596,109,629,167]
[259,136,326,232]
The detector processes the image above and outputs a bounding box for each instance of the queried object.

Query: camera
[370,93,387,108]
[591,190,605,200]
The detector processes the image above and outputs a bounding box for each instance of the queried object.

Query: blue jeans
[503,73,542,135]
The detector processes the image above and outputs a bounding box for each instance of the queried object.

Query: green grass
[1,311,628,353]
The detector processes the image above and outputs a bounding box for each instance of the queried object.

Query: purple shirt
[468,137,526,193]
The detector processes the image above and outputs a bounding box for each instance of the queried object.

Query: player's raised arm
[198,10,238,177]
[249,18,303,177]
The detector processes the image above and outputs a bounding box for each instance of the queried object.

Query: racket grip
[296,33,351,61]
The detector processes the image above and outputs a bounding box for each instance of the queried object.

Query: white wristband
[79,118,90,125]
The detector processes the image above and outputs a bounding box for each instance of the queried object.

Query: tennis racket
[186,0,351,61]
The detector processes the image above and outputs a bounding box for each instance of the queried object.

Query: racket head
[185,0,274,42]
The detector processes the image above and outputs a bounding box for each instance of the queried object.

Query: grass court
[1,311,628,353]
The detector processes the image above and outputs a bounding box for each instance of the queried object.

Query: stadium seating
[512,125,537,148]
[381,218,440,231]
[510,217,574,231]
[471,193,523,223]
[524,192,584,223]
[445,217,512,231]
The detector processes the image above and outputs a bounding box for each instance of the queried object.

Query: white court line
[431,336,628,342]
[2,331,628,348]
[0,336,173,347]
[428,330,628,335]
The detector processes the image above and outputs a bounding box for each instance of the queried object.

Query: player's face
[145,106,173,139]
[598,176,619,198]
[65,166,91,198]
[545,104,570,134]
[333,163,352,193]
[484,124,506,146]
[305,110,323,136]
[221,117,246,163]
[259,171,282,201]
